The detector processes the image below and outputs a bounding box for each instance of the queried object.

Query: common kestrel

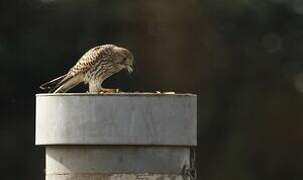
[40,44,134,93]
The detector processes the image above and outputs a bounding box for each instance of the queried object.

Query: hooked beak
[126,65,134,73]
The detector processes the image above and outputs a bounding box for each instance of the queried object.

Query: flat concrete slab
[36,93,197,146]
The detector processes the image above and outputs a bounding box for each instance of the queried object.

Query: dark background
[1,0,303,179]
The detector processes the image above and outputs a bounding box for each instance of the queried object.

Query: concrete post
[35,93,197,180]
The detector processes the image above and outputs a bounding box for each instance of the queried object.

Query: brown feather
[40,75,66,90]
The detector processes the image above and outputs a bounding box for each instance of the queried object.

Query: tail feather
[52,75,82,93]
[40,74,73,93]
[40,75,67,90]
[48,76,72,93]
[40,74,82,93]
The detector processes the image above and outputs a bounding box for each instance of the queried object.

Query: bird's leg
[89,81,119,93]
[98,88,120,93]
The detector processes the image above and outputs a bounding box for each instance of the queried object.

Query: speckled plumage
[40,44,134,93]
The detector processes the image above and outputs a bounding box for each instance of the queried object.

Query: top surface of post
[35,93,197,146]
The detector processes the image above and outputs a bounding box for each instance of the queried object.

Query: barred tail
[40,75,67,92]
[51,74,82,93]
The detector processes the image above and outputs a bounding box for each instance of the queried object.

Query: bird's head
[112,46,134,74]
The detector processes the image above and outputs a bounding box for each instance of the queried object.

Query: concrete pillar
[35,93,197,180]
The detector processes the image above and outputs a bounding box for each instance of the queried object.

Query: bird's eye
[122,57,127,63]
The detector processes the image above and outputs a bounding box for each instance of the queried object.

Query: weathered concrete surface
[46,146,190,174]
[46,174,187,180]
[36,93,197,180]
[36,93,197,146]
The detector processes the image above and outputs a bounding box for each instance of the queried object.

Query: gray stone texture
[36,93,197,146]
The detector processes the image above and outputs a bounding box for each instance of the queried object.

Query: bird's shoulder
[67,45,113,76]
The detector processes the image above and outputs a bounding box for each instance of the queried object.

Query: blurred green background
[0,0,303,179]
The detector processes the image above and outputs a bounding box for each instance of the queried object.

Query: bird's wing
[47,46,104,92]
[67,46,104,77]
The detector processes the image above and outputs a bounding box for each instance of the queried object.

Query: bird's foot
[98,88,120,93]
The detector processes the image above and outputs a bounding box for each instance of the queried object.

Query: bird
[40,44,134,93]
